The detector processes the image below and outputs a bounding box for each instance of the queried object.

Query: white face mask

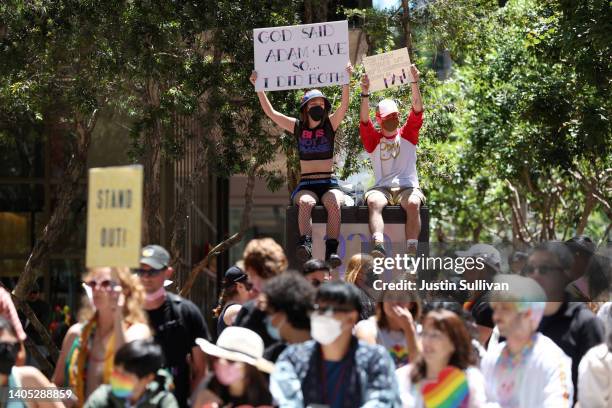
[310,314,343,345]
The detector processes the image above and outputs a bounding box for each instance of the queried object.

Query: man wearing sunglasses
[136,245,211,408]
[301,258,332,288]
[526,241,604,404]
[271,281,400,407]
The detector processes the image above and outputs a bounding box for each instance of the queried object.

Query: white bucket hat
[195,327,275,374]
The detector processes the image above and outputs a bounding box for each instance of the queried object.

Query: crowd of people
[0,235,610,408]
[0,65,609,407]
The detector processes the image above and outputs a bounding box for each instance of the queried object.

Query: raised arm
[250,71,296,133]
[409,64,423,113]
[329,62,353,131]
[359,73,371,123]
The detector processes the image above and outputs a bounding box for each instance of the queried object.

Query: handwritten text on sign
[253,21,349,91]
[362,48,413,92]
[86,165,143,268]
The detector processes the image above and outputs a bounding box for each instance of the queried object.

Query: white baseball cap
[377,99,399,118]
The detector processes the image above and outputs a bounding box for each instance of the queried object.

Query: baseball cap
[565,235,596,255]
[456,244,501,270]
[223,265,247,287]
[299,89,331,111]
[140,245,170,270]
[376,99,399,119]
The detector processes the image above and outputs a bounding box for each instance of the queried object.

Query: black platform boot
[325,238,342,268]
[296,235,313,263]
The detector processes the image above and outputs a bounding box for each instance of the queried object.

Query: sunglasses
[0,341,20,354]
[84,279,119,291]
[133,267,167,278]
[522,265,563,276]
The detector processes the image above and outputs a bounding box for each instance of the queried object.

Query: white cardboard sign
[253,21,349,91]
[362,48,413,92]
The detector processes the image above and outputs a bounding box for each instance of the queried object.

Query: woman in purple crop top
[250,64,352,267]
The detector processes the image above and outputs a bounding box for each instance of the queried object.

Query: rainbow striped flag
[421,366,469,408]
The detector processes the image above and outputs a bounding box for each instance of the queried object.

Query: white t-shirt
[578,343,612,408]
[359,110,423,189]
[481,333,573,408]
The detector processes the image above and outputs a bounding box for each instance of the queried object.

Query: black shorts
[291,178,341,203]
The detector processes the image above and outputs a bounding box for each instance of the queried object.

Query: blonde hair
[80,267,148,326]
[345,253,373,284]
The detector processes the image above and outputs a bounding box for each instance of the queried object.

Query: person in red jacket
[359,64,424,257]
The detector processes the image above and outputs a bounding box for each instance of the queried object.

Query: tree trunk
[13,109,98,362]
[180,163,259,297]
[142,80,163,245]
[576,193,597,235]
[400,0,414,61]
[11,294,58,370]
[304,0,329,24]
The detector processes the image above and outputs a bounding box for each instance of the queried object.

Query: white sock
[372,233,384,243]
[407,239,418,251]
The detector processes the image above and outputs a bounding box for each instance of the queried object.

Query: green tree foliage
[342,0,610,243]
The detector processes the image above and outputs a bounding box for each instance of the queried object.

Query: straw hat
[195,327,275,374]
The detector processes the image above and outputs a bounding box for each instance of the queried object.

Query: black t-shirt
[294,117,336,161]
[216,301,238,340]
[538,300,604,401]
[147,293,211,408]
[233,300,275,348]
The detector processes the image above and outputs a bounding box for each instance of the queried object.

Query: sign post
[362,48,413,92]
[86,165,143,268]
[253,20,349,91]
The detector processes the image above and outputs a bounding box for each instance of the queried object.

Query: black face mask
[308,106,325,122]
[0,342,19,375]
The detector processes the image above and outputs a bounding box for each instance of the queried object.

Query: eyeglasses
[523,265,563,276]
[133,267,167,278]
[311,303,355,314]
[84,279,119,291]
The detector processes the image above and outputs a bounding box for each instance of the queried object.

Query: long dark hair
[376,290,422,331]
[212,285,239,318]
[207,361,272,405]
[411,309,476,383]
[299,94,329,127]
